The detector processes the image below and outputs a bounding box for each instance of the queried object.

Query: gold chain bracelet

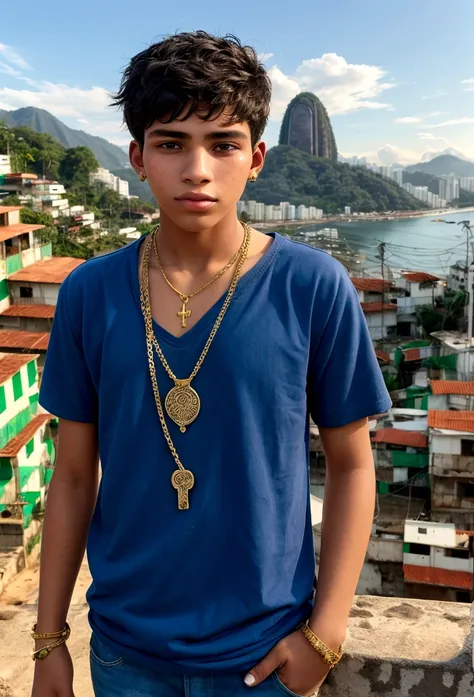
[32,635,69,661]
[300,624,343,668]
[31,622,70,640]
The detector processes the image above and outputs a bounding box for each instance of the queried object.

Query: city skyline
[1,0,473,165]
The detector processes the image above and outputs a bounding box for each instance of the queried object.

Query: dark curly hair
[112,31,272,148]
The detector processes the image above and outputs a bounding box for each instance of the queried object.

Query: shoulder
[274,234,353,299]
[60,238,140,303]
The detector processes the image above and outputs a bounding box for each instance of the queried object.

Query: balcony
[5,243,52,276]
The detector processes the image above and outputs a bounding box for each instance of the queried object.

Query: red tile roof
[403,564,472,590]
[361,302,397,314]
[402,271,440,283]
[8,257,84,284]
[1,304,55,319]
[0,353,38,385]
[5,173,37,180]
[403,348,422,362]
[375,349,391,365]
[0,414,52,457]
[0,224,45,243]
[0,330,49,351]
[430,380,474,396]
[372,428,428,448]
[428,410,474,433]
[0,206,22,214]
[352,278,394,293]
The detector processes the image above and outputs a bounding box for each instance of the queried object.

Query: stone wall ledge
[0,583,473,697]
[319,595,473,697]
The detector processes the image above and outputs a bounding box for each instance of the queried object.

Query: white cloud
[376,145,421,165]
[418,132,449,143]
[395,116,421,124]
[0,43,31,71]
[422,90,448,100]
[461,79,474,93]
[430,117,474,128]
[268,52,394,121]
[0,81,129,145]
[258,52,274,63]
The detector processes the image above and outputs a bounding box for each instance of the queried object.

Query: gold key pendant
[171,469,195,510]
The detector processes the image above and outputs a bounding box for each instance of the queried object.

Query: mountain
[421,148,472,163]
[242,145,424,213]
[279,92,338,162]
[406,155,474,178]
[0,107,128,172]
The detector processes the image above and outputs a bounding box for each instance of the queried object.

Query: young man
[32,31,391,697]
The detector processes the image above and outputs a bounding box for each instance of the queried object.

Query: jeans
[90,633,319,697]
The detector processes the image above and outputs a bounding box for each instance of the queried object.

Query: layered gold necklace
[140,224,251,509]
[154,235,242,329]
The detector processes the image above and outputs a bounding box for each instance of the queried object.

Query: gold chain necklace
[140,224,251,509]
[154,234,243,329]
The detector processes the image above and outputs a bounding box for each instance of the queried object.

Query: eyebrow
[147,128,248,141]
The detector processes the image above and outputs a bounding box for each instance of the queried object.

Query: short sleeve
[308,268,392,428]
[39,275,97,423]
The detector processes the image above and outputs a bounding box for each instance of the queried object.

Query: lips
[175,192,217,211]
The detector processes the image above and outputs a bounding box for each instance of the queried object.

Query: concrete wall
[405,519,457,547]
[0,521,23,550]
[9,282,60,305]
[431,434,468,456]
[432,453,474,477]
[431,475,474,512]
[0,315,52,333]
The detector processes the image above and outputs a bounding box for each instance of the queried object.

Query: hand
[31,643,75,697]
[244,629,330,697]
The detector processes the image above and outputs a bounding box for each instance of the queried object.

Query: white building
[90,167,129,198]
[396,271,443,314]
[344,206,351,215]
[8,257,85,307]
[460,177,474,193]
[0,155,11,176]
[447,263,469,292]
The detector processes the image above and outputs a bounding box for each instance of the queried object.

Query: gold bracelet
[300,624,343,668]
[31,622,70,640]
[32,635,68,661]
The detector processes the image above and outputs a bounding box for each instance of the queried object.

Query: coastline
[254,206,474,230]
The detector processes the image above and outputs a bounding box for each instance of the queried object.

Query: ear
[129,140,144,176]
[251,141,266,176]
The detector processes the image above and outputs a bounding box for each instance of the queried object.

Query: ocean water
[283,210,474,276]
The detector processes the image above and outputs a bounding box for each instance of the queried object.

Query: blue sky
[1,0,473,164]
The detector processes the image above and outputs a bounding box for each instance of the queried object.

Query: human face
[130,112,265,231]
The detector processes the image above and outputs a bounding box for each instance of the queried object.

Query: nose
[181,147,212,185]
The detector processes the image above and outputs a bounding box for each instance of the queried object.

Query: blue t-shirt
[39,232,391,674]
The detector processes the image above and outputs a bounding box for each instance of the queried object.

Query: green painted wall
[27,360,37,387]
[12,372,23,401]
[0,279,8,301]
[392,451,429,468]
[6,254,22,275]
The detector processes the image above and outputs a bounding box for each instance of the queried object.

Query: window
[460,440,474,456]
[19,287,33,298]
[418,527,427,534]
[456,591,471,602]
[458,482,474,499]
[444,548,470,559]
[0,386,6,413]
[12,372,23,401]
[409,543,430,556]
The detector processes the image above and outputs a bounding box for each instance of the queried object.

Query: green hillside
[0,107,128,171]
[243,146,424,213]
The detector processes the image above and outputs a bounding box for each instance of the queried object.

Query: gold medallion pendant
[165,380,201,432]
[140,223,251,509]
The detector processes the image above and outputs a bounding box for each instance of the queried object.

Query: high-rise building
[279,92,338,161]
[392,169,404,186]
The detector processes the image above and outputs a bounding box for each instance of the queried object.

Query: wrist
[307,617,346,651]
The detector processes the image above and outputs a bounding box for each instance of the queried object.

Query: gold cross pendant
[177,300,191,328]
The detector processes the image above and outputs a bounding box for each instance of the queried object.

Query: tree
[59,146,99,190]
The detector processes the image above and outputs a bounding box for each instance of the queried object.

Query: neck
[157,211,245,270]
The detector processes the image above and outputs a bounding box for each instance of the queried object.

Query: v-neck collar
[129,231,283,348]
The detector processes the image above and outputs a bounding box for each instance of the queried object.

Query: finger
[244,648,282,687]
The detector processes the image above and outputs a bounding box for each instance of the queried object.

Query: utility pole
[377,241,386,342]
